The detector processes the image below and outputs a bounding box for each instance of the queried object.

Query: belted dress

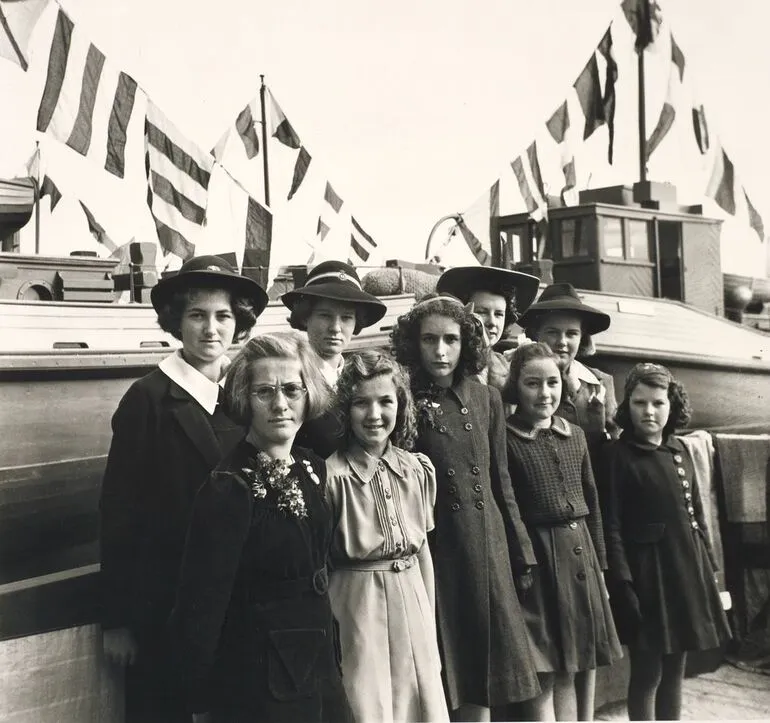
[169,440,352,722]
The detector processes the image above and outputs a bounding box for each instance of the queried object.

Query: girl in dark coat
[170,333,352,723]
[391,294,540,722]
[100,256,267,722]
[503,343,622,721]
[601,363,731,720]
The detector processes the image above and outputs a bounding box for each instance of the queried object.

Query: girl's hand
[102,627,138,667]
[514,568,534,598]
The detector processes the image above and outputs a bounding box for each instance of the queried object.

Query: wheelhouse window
[602,217,624,258]
[559,218,591,258]
[627,219,651,261]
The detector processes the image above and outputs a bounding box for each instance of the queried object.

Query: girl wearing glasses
[325,351,448,722]
[170,333,352,723]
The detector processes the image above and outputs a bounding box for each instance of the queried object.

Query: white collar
[566,359,600,388]
[158,350,225,415]
[319,355,345,387]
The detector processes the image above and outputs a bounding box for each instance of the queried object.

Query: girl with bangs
[391,294,539,722]
[325,350,448,723]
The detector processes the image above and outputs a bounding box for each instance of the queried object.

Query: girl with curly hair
[325,351,448,722]
[391,294,539,722]
[601,363,731,720]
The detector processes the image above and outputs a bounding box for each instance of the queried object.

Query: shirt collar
[345,441,405,484]
[621,431,682,452]
[566,359,600,388]
[506,414,571,440]
[318,354,345,387]
[158,350,225,415]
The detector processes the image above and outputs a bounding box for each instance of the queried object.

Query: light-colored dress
[326,442,449,723]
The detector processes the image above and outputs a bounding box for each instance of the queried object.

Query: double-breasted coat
[599,434,731,652]
[413,377,540,709]
[100,366,245,708]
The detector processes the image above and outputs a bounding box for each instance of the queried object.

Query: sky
[2,0,770,276]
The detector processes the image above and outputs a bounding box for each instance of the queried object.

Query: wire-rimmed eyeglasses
[250,383,308,404]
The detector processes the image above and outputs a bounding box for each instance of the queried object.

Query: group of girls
[100,256,730,723]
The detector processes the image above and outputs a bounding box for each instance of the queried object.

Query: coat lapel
[168,381,223,470]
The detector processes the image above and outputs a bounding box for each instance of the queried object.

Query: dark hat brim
[281,282,387,329]
[151,270,269,316]
[518,297,611,335]
[436,267,541,316]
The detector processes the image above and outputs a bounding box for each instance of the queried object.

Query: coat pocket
[627,522,666,543]
[267,628,326,701]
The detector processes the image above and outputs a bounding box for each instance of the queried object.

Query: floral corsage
[240,452,320,519]
[414,385,443,430]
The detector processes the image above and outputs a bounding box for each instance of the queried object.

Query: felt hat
[436,266,541,319]
[281,260,387,329]
[150,255,268,315]
[517,282,611,335]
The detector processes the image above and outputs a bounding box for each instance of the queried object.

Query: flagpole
[637,3,649,184]
[259,75,270,207]
[34,141,41,254]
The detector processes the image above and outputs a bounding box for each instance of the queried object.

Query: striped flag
[0,0,48,71]
[454,180,499,266]
[287,146,311,201]
[36,8,138,178]
[211,96,260,162]
[144,101,213,261]
[511,141,548,222]
[268,89,301,149]
[546,100,577,205]
[79,200,116,252]
[349,216,378,266]
[646,34,685,161]
[316,181,343,244]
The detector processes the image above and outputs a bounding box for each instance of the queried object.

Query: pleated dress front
[326,443,449,723]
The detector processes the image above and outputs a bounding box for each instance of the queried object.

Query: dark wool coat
[100,367,245,643]
[169,442,351,722]
[414,377,540,709]
[599,434,731,652]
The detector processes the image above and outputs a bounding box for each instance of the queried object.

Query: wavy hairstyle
[390,293,487,383]
[501,341,561,404]
[224,332,330,426]
[156,284,257,342]
[615,362,692,436]
[287,297,367,335]
[333,351,417,451]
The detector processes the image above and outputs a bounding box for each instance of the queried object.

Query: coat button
[568,521,578,530]
[674,454,683,463]
[576,571,586,581]
[471,465,480,475]
[691,520,699,530]
[377,462,385,472]
[464,422,473,431]
[473,483,482,493]
[448,484,457,495]
[447,468,455,477]
[439,425,447,433]
[676,467,686,476]
[460,407,469,415]
[687,505,695,515]
[573,546,583,555]
[682,480,690,489]
[684,491,692,501]
[436,408,444,416]
[451,502,461,512]
[475,500,485,510]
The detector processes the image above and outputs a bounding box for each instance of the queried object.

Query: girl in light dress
[503,342,622,721]
[601,363,731,720]
[325,350,449,723]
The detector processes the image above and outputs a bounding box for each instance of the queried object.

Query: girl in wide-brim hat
[101,255,267,721]
[282,260,387,458]
[437,266,541,390]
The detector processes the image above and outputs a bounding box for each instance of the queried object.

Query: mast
[637,0,650,184]
[259,75,270,207]
[34,141,40,254]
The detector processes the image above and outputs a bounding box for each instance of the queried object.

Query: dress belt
[334,555,417,573]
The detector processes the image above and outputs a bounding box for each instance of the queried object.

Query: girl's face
[349,374,398,456]
[470,290,507,347]
[419,314,462,387]
[628,382,670,445]
[517,357,562,427]
[534,312,583,371]
[179,289,236,371]
[248,358,307,448]
[306,299,357,361]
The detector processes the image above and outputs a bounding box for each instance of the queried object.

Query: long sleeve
[488,386,536,569]
[579,436,607,569]
[599,445,632,583]
[99,382,154,631]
